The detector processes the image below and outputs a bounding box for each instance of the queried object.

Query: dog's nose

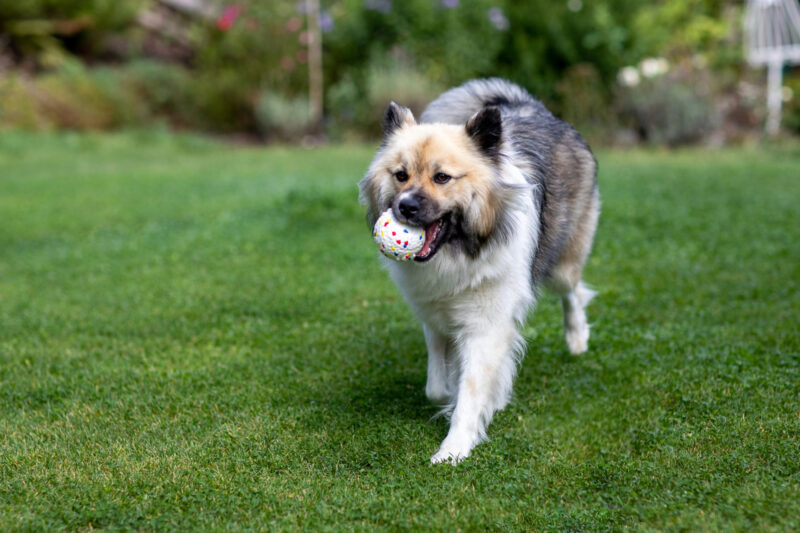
[398,196,421,219]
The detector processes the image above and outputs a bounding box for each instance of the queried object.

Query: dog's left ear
[466,106,502,159]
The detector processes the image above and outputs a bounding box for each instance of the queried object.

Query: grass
[0,130,798,531]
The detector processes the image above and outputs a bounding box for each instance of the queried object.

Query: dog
[358,78,600,464]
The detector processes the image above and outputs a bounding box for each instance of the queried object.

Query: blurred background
[1,0,799,147]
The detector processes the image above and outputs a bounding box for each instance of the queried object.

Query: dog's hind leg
[549,258,596,355]
[423,325,454,407]
[559,282,596,355]
[548,190,599,355]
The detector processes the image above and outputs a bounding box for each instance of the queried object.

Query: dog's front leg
[430,323,520,464]
[423,325,454,406]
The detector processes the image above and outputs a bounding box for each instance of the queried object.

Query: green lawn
[1,131,798,531]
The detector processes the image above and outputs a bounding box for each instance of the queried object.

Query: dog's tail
[420,78,542,126]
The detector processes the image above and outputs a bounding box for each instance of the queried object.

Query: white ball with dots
[373,208,425,261]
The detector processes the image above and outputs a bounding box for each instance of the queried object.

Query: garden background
[2,0,800,143]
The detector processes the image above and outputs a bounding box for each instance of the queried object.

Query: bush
[326,61,443,140]
[616,70,720,146]
[0,0,146,62]
[783,71,800,135]
[324,0,504,90]
[0,60,214,132]
[121,60,197,126]
[254,92,313,141]
[554,63,616,145]
[0,60,148,130]
[366,63,443,120]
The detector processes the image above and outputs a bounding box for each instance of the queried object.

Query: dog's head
[359,102,506,263]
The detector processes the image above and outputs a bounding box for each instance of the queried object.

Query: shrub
[616,70,720,146]
[554,63,617,145]
[254,92,313,141]
[0,76,46,130]
[366,63,443,129]
[0,0,146,62]
[121,60,197,127]
[326,61,443,140]
[783,71,800,135]
[325,75,364,141]
[0,60,148,131]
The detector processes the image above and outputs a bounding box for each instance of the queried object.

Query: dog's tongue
[419,221,440,257]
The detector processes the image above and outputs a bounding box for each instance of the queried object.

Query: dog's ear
[466,106,502,159]
[383,102,416,137]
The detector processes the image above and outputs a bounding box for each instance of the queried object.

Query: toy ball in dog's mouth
[372,209,433,262]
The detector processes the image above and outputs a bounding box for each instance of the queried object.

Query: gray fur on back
[420,78,543,125]
[421,78,599,286]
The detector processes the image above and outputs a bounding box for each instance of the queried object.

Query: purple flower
[319,10,334,32]
[364,0,392,14]
[441,0,459,8]
[487,7,509,31]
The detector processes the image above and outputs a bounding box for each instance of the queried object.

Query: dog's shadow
[292,346,448,466]
[307,358,433,423]
[292,329,587,467]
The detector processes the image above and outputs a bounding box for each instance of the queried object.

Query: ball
[372,208,426,261]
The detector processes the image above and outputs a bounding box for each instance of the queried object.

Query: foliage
[0,0,145,63]
[783,70,800,135]
[616,72,720,146]
[324,0,504,88]
[190,1,308,101]
[555,63,617,145]
[0,59,210,131]
[325,0,642,118]
[0,59,148,130]
[327,60,444,140]
[254,91,313,141]
[0,0,786,142]
[631,0,743,69]
[1,133,799,530]
[495,0,641,103]
[121,59,198,127]
[322,0,503,138]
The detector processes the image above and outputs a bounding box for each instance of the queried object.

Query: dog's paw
[425,385,453,407]
[430,436,474,465]
[565,324,589,355]
[430,448,468,465]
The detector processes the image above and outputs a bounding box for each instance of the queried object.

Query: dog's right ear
[383,102,416,137]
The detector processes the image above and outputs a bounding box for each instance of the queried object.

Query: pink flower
[216,4,244,31]
[281,56,295,71]
[286,17,302,32]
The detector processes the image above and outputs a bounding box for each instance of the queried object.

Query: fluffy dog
[358,78,600,464]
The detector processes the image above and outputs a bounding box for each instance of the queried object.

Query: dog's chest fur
[383,195,537,335]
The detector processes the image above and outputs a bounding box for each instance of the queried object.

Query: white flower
[618,66,641,87]
[640,57,669,78]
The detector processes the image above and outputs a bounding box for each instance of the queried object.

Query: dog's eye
[433,172,451,184]
[394,170,409,182]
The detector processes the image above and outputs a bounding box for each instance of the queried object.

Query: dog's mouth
[414,217,449,263]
